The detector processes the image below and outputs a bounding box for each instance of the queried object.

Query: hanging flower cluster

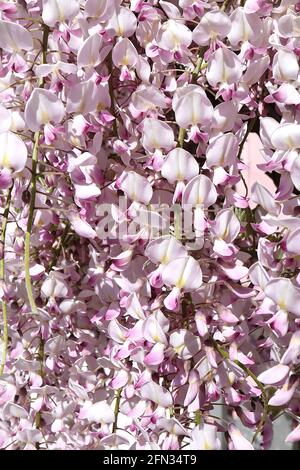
[0,0,300,451]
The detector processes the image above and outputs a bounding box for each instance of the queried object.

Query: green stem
[236,115,257,198]
[24,23,49,313]
[195,410,202,426]
[24,23,49,448]
[191,46,206,84]
[211,338,269,441]
[237,115,257,161]
[182,293,193,330]
[212,339,266,398]
[178,127,186,148]
[0,184,13,376]
[41,26,50,72]
[108,50,118,136]
[221,0,234,11]
[38,338,45,379]
[192,57,203,84]
[174,206,182,240]
[112,388,122,433]
[25,131,40,313]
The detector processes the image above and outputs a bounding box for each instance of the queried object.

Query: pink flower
[25,88,65,131]
[228,424,254,450]
[162,256,202,310]
[172,85,213,130]
[188,423,221,450]
[0,131,27,174]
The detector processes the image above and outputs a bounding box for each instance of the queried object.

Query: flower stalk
[0,184,13,375]
[112,388,122,433]
[24,23,49,313]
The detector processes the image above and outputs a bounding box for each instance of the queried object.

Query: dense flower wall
[0,0,300,450]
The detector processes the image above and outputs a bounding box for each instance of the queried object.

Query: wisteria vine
[0,0,300,451]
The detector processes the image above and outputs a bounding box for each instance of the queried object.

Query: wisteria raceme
[0,0,300,452]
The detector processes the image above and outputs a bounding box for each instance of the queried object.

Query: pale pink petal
[164,286,181,311]
[109,370,129,389]
[182,174,217,208]
[0,19,33,52]
[268,376,298,407]
[228,7,264,47]
[271,123,300,150]
[285,424,300,443]
[85,0,114,21]
[119,171,153,205]
[131,85,168,112]
[0,131,27,173]
[25,88,65,131]
[112,38,138,69]
[84,401,115,424]
[281,331,300,365]
[286,227,300,254]
[257,364,290,385]
[242,56,270,87]
[77,34,103,68]
[173,85,213,128]
[68,211,97,239]
[273,49,299,81]
[157,19,192,50]
[108,319,129,344]
[0,105,12,132]
[251,182,278,215]
[211,101,238,134]
[144,343,165,366]
[193,10,231,45]
[142,118,175,152]
[42,0,80,27]
[143,315,167,344]
[264,278,300,316]
[228,424,254,450]
[66,79,102,115]
[162,256,202,291]
[161,148,199,183]
[139,381,173,407]
[206,133,238,168]
[212,208,240,243]
[248,262,269,289]
[169,329,201,360]
[145,235,187,265]
[108,6,137,37]
[207,47,243,87]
